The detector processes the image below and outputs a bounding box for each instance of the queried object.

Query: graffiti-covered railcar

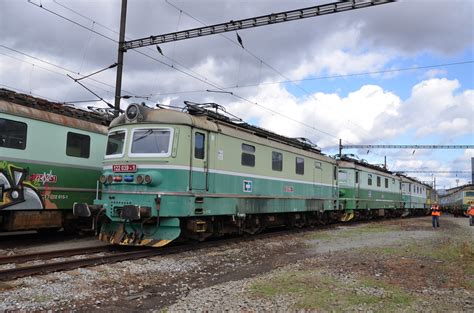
[0,89,110,232]
[76,102,340,247]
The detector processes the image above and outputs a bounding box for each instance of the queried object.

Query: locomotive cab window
[0,118,27,150]
[385,178,389,188]
[130,128,172,157]
[194,132,205,159]
[66,132,90,158]
[241,143,255,167]
[368,174,372,186]
[296,157,304,175]
[376,176,381,187]
[272,151,283,171]
[105,130,126,158]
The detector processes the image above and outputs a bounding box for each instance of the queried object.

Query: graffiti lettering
[30,171,57,185]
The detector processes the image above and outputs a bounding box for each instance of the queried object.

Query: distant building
[472,157,473,184]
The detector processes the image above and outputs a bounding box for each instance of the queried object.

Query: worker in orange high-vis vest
[467,204,474,226]
[431,202,441,228]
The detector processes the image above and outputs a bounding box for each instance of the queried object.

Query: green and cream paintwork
[96,105,338,246]
[337,159,403,212]
[439,184,474,215]
[337,158,430,214]
[400,175,429,209]
[0,99,107,230]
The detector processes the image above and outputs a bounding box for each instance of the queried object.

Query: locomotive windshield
[130,128,171,155]
[106,130,126,156]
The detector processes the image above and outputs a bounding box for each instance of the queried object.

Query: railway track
[0,225,323,282]
[0,245,114,265]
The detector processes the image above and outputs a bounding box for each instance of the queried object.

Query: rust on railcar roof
[0,88,113,126]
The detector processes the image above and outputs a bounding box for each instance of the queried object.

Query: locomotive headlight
[126,104,139,121]
[144,174,152,184]
[107,175,114,184]
[99,175,107,184]
[133,172,162,185]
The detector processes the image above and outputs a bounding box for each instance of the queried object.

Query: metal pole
[339,139,342,157]
[114,0,128,117]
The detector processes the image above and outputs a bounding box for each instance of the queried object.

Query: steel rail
[0,226,325,281]
[0,246,114,266]
[0,248,161,281]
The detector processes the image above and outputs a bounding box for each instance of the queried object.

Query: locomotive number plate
[112,164,137,173]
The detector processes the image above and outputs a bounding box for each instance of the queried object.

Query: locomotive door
[355,171,360,198]
[313,161,322,195]
[190,130,208,191]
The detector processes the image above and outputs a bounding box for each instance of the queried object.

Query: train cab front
[94,104,182,247]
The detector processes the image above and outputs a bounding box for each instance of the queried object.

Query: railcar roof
[441,183,474,196]
[338,156,392,175]
[111,103,324,155]
[0,88,112,126]
[338,155,432,189]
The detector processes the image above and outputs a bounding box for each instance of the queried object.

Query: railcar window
[355,171,359,184]
[338,171,348,183]
[131,129,171,155]
[296,157,304,175]
[333,166,337,180]
[315,161,322,169]
[466,191,474,197]
[241,143,255,167]
[368,174,372,186]
[106,130,126,156]
[66,132,90,158]
[377,176,381,187]
[0,118,27,150]
[385,178,389,188]
[272,151,283,171]
[194,132,205,159]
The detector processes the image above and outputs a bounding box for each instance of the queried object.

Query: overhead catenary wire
[164,0,327,110]
[0,50,115,95]
[0,45,132,95]
[26,0,340,140]
[147,60,474,96]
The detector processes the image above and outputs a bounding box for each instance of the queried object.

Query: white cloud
[398,78,474,138]
[421,69,447,79]
[224,82,401,149]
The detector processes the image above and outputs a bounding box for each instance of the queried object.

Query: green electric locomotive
[439,184,474,216]
[75,102,340,247]
[337,156,431,221]
[337,156,404,220]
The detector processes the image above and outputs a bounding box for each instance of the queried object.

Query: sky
[0,0,473,190]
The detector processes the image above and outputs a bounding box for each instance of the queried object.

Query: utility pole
[114,0,128,116]
[339,139,342,157]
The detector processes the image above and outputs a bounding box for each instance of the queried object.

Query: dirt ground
[0,215,472,312]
